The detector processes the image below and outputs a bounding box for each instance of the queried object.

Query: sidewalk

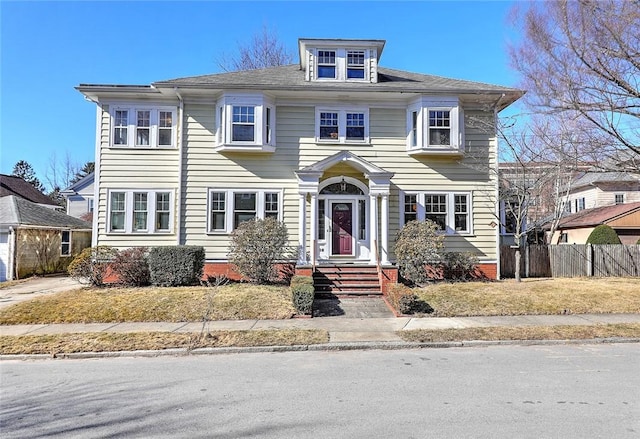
[3,313,640,343]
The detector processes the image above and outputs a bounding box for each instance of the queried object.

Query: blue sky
[1,0,521,188]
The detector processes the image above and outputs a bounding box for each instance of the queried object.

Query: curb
[1,337,638,361]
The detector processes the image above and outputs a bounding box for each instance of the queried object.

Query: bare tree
[217,25,294,72]
[509,0,640,172]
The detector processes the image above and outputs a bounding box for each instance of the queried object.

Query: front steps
[313,265,382,297]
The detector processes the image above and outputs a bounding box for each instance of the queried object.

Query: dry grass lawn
[415,278,640,317]
[0,329,329,355]
[398,323,640,343]
[0,283,296,324]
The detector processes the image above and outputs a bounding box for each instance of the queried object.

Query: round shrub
[395,220,444,285]
[586,224,621,244]
[228,217,289,284]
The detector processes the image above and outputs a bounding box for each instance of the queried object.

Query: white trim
[60,230,71,257]
[108,104,178,149]
[206,188,284,234]
[315,107,370,144]
[311,47,373,82]
[399,190,474,235]
[214,93,276,152]
[406,96,464,156]
[106,189,175,235]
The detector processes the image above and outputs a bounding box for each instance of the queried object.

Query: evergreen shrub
[147,246,205,286]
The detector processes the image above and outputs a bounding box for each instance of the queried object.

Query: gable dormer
[298,38,385,83]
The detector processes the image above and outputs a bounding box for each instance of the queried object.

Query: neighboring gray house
[0,196,91,281]
[61,172,95,220]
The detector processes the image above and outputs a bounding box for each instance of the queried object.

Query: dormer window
[347,51,365,79]
[299,38,384,83]
[317,50,336,78]
[215,93,275,153]
[406,97,464,156]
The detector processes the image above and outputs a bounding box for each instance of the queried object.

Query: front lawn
[0,283,296,324]
[414,278,640,317]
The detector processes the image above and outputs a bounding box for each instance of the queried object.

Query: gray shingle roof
[570,171,640,190]
[152,64,522,95]
[0,196,91,229]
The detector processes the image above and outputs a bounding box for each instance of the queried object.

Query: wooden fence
[549,244,640,277]
[500,245,551,278]
[501,244,640,278]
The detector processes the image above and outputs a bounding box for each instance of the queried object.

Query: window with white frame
[317,50,336,78]
[615,194,624,205]
[316,108,369,143]
[61,230,71,256]
[108,190,173,234]
[402,192,472,234]
[232,106,255,142]
[347,50,365,79]
[215,94,275,151]
[575,197,585,212]
[110,106,177,148]
[208,189,282,233]
[88,197,94,213]
[406,98,463,153]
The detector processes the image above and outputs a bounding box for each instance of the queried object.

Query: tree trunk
[514,248,522,282]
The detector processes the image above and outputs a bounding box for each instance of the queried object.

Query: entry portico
[295,151,394,266]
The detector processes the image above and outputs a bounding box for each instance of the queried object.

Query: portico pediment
[295,151,394,194]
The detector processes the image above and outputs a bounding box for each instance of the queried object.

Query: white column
[310,194,318,265]
[380,193,390,265]
[369,194,379,265]
[298,193,307,264]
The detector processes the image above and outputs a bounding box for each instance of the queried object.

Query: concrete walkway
[2,313,640,343]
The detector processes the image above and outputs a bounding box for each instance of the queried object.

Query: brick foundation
[379,266,399,294]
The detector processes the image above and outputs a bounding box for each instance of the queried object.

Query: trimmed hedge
[291,277,314,315]
[147,246,205,287]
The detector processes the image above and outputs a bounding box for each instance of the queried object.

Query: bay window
[406,97,463,155]
[402,192,472,234]
[110,106,177,148]
[215,94,275,152]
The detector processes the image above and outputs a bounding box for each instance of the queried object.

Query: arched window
[320,182,364,195]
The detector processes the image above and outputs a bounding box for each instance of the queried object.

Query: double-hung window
[320,112,339,140]
[110,106,177,148]
[232,106,255,142]
[615,194,624,205]
[428,110,451,146]
[402,192,472,234]
[108,190,173,234]
[317,50,336,78]
[347,50,365,79]
[207,189,283,233]
[61,231,71,256]
[316,108,369,143]
[575,197,585,212]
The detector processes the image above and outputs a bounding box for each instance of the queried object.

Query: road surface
[1,344,638,438]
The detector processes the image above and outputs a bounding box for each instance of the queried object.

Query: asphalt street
[1,344,638,438]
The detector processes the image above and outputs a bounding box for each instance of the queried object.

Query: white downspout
[493,93,506,280]
[87,100,102,248]
[174,88,184,245]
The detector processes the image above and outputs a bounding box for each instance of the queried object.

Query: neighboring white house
[61,172,95,220]
[76,37,523,286]
[563,171,640,214]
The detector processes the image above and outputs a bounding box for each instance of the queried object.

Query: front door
[331,202,353,256]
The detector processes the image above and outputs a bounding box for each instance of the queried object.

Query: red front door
[331,202,353,255]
